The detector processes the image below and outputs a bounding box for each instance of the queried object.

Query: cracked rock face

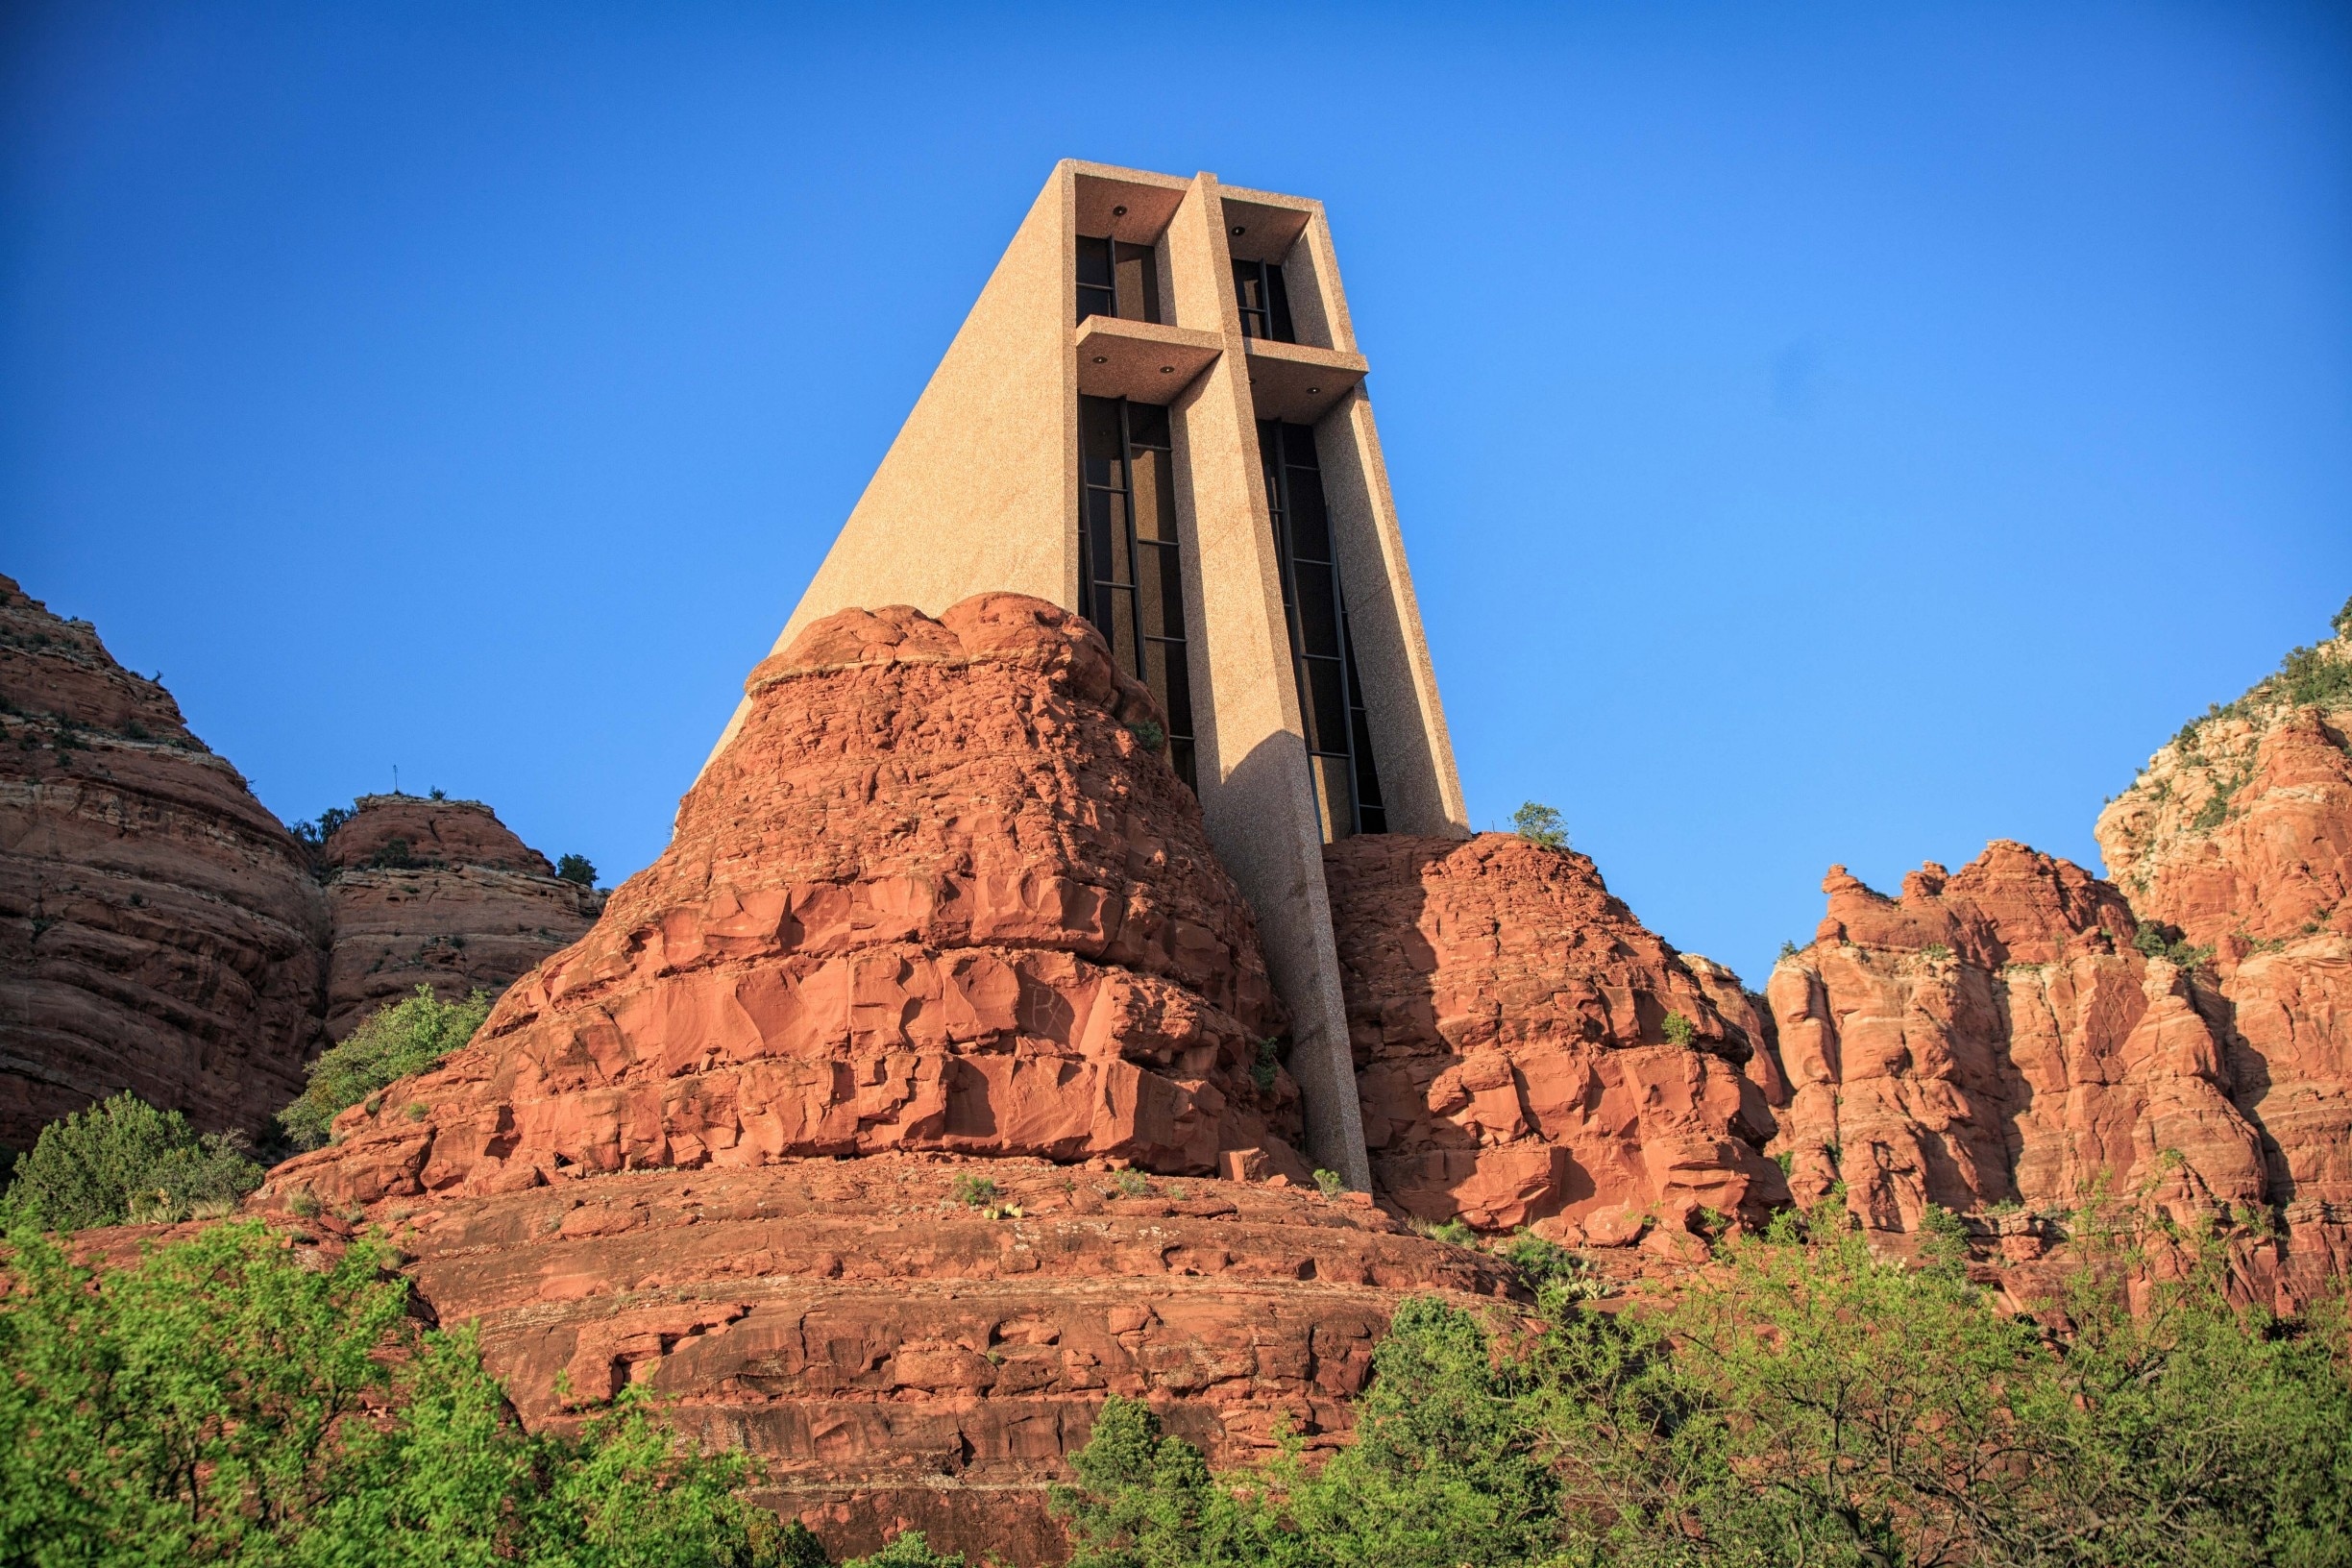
[1324,833,1788,1237]
[267,593,1310,1204]
[0,574,327,1148]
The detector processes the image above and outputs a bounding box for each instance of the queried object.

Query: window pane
[1095,583,1137,666]
[1309,753,1353,844]
[1127,401,1172,452]
[1076,235,1115,288]
[1286,465,1333,562]
[1156,638,1194,743]
[1085,489,1118,588]
[1265,260,1296,343]
[1137,544,1185,639]
[1131,448,1178,543]
[1168,737,1197,792]
[1077,285,1115,325]
[1278,421,1320,472]
[1303,657,1349,753]
[1080,397,1123,485]
[1115,242,1159,324]
[1293,564,1339,656]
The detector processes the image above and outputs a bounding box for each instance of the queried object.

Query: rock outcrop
[1324,833,1787,1239]
[2093,615,2352,1297]
[0,575,328,1149]
[319,795,600,1039]
[270,595,1309,1204]
[342,1154,1512,1562]
[248,593,1495,1558]
[1766,845,2266,1236]
[1767,608,2352,1309]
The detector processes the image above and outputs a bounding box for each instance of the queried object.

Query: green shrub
[0,1219,785,1565]
[1510,801,1568,849]
[1043,1211,2352,1568]
[1,1091,260,1230]
[279,985,489,1149]
[1127,719,1166,753]
[556,851,598,886]
[951,1174,1000,1209]
[1658,1011,1697,1046]
[369,835,418,870]
[1250,1039,1281,1094]
[1312,1168,1346,1199]
[842,1531,968,1566]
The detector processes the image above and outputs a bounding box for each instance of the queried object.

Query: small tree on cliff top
[1512,801,1569,850]
[1,1091,259,1230]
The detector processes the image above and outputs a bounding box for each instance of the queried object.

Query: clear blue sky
[7,2,2349,985]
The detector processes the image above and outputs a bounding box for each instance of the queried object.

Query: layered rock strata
[1766,845,2266,1236]
[0,575,327,1149]
[1324,833,1787,1237]
[338,1154,1513,1562]
[319,795,600,1039]
[269,593,1311,1207]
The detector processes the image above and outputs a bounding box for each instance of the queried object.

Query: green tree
[0,1218,788,1566]
[556,852,598,887]
[1510,802,1568,849]
[1,1090,260,1229]
[280,985,489,1148]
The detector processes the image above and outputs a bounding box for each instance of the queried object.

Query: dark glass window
[1076,236,1162,326]
[1233,257,1295,343]
[1078,395,1196,789]
[1260,419,1385,839]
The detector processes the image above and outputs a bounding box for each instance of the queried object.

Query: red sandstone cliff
[318,795,600,1039]
[0,575,329,1149]
[1766,612,2352,1309]
[253,594,1518,1558]
[1325,833,1788,1243]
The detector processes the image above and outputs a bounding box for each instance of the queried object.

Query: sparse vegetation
[1251,1039,1282,1094]
[1658,1011,1697,1046]
[1127,718,1166,752]
[0,1091,260,1230]
[1312,1168,1346,1199]
[2134,923,2217,973]
[951,1174,1000,1208]
[279,985,490,1149]
[1510,801,1568,849]
[556,851,598,886]
[1923,941,1952,962]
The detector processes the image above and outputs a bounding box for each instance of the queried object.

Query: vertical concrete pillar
[1163,173,1370,1189]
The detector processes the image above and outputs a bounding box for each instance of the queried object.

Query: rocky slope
[1325,833,1787,1243]
[252,594,1510,1557]
[318,795,600,1039]
[0,575,328,1149]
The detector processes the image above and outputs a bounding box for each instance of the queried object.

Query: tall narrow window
[1076,235,1162,326]
[1260,420,1384,839]
[1232,257,1295,343]
[1079,396,1196,788]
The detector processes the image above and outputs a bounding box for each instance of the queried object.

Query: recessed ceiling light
[1092,355,1108,364]
[1113,204,1127,216]
[1159,365,1174,374]
[1231,225,1246,235]
[1307,386,1321,395]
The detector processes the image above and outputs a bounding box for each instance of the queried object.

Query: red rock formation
[1765,844,2267,1236]
[319,796,600,1038]
[0,575,329,1149]
[1323,833,1787,1238]
[245,593,1499,1559]
[2094,625,2352,1304]
[270,593,1309,1207]
[304,1153,1509,1562]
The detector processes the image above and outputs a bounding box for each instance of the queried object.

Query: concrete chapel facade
[710,160,1469,1186]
